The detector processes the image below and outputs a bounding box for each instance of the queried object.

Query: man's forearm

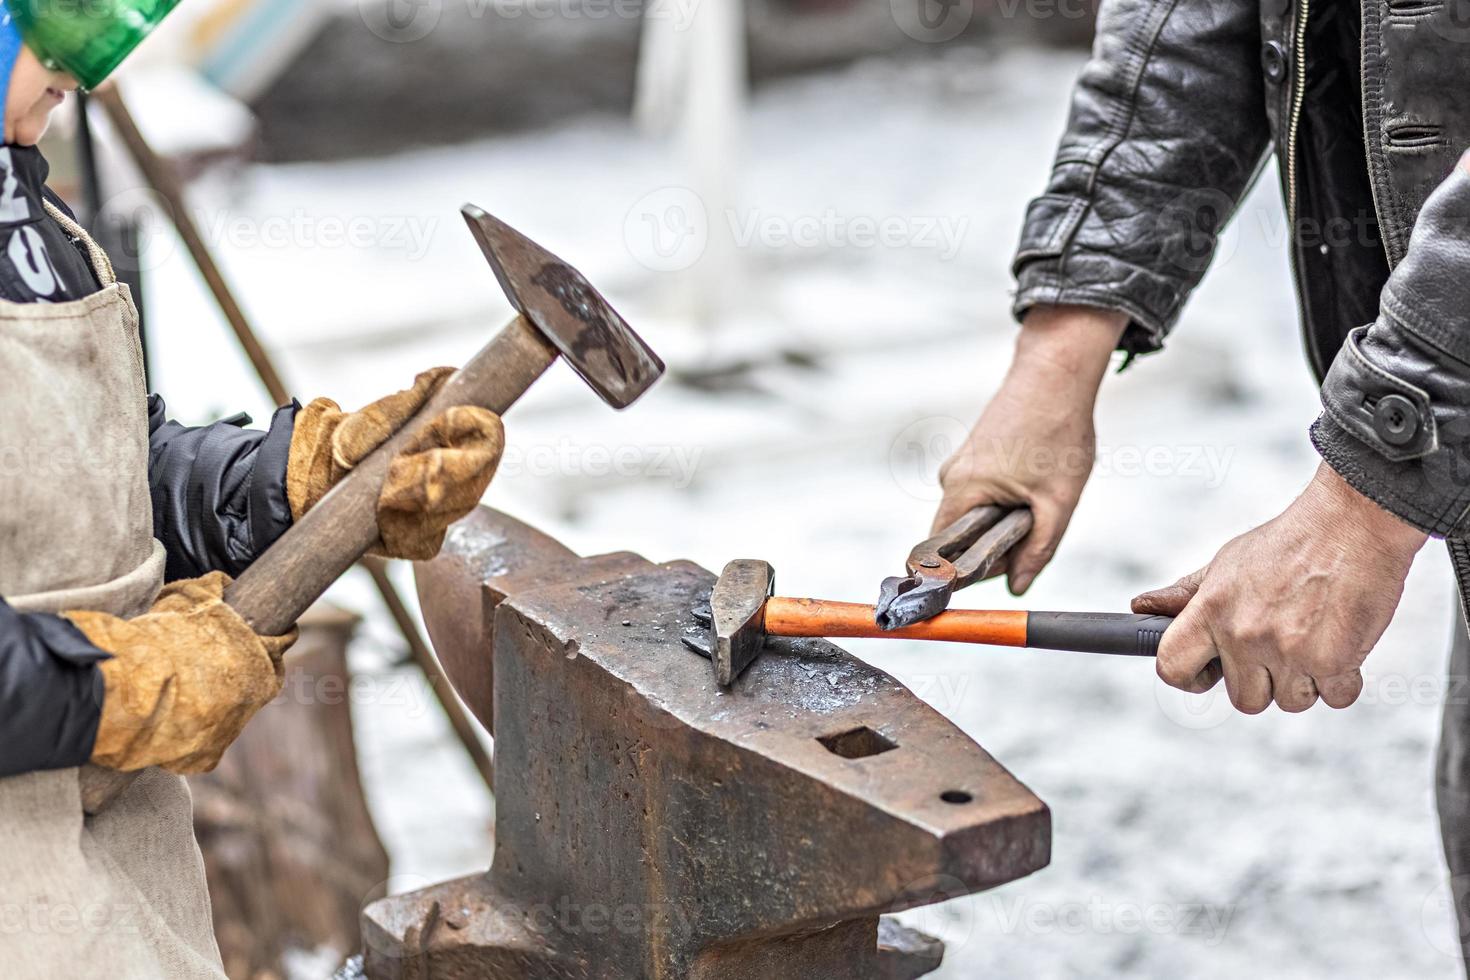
[1011,305,1129,402]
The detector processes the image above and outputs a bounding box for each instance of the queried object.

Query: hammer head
[709,559,774,687]
[463,205,665,409]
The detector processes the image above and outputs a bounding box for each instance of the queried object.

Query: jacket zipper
[1285,0,1322,377]
[1285,0,1311,227]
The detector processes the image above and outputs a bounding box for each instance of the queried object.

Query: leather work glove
[66,572,296,774]
[287,368,506,562]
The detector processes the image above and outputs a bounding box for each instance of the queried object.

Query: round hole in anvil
[940,790,973,805]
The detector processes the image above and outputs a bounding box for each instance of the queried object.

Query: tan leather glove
[287,368,506,561]
[66,572,295,775]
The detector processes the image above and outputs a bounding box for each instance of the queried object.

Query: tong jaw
[874,506,1033,631]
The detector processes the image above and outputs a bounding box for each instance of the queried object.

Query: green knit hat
[6,0,182,89]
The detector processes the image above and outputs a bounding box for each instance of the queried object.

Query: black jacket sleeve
[0,601,109,778]
[148,395,299,582]
[1311,158,1470,536]
[1012,0,1271,359]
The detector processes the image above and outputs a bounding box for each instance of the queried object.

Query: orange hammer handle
[763,598,1029,646]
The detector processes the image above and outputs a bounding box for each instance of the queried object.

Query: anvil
[359,507,1051,979]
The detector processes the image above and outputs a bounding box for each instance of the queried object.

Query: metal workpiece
[373,507,1051,979]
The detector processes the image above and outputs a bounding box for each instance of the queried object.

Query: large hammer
[81,208,664,812]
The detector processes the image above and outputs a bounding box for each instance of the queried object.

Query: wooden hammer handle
[225,315,558,636]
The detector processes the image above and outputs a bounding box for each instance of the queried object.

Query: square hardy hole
[817,726,898,760]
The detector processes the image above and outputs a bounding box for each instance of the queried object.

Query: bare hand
[934,305,1127,594]
[1135,465,1427,712]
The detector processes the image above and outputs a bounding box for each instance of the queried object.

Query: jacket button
[1262,41,1289,84]
[1374,394,1419,447]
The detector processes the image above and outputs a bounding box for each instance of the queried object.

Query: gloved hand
[287,368,506,562]
[66,572,296,774]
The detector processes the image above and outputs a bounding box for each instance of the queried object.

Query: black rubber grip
[1025,612,1174,658]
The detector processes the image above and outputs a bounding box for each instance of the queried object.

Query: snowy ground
[135,43,1463,978]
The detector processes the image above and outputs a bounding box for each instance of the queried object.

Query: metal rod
[90,83,495,792]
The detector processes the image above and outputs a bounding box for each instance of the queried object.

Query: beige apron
[0,203,225,979]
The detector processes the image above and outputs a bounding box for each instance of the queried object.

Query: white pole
[634,0,748,331]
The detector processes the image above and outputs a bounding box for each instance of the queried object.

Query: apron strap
[42,198,118,288]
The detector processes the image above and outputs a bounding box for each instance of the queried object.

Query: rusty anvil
[358,507,1051,979]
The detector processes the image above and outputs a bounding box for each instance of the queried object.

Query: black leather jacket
[1012,0,1470,586]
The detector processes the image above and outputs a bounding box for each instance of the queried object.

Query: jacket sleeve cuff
[1011,194,1186,362]
[0,602,107,778]
[1311,411,1460,538]
[1309,164,1470,539]
[1311,316,1470,538]
[247,400,300,558]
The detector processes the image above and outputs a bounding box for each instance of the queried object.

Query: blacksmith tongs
[874,505,1034,630]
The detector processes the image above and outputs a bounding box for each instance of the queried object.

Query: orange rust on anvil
[764,598,1030,647]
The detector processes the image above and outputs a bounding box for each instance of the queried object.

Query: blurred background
[49,0,1466,976]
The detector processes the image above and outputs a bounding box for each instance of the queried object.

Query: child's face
[5,48,77,146]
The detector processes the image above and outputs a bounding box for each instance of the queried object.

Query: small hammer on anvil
[689,560,1175,687]
[80,207,664,813]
